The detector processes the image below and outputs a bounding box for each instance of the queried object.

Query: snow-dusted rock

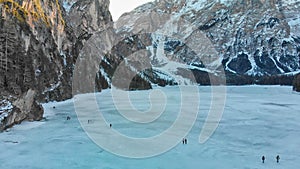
[115,0,300,85]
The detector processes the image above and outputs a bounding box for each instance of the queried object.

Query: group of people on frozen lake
[182,138,188,144]
[262,155,280,163]
[53,105,283,165]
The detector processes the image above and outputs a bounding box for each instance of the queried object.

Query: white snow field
[0,86,300,169]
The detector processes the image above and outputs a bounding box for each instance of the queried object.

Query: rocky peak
[68,0,112,36]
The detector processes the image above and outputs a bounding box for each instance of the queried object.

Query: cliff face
[0,0,112,131]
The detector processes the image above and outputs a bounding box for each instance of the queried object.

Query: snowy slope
[0,86,300,169]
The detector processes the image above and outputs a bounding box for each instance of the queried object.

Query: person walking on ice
[182,138,187,144]
[262,156,265,163]
[276,155,280,163]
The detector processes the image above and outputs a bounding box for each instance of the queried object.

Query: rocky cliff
[0,0,113,131]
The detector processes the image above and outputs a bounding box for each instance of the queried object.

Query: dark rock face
[0,12,62,130]
[293,74,300,92]
[227,53,252,74]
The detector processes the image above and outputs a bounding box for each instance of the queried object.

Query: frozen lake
[0,86,299,169]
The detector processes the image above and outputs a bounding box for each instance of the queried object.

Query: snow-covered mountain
[113,0,300,85]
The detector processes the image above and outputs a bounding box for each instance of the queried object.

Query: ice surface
[0,86,300,169]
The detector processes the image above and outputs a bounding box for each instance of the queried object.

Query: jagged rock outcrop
[0,89,43,131]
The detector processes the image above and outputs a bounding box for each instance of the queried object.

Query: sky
[109,0,154,21]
